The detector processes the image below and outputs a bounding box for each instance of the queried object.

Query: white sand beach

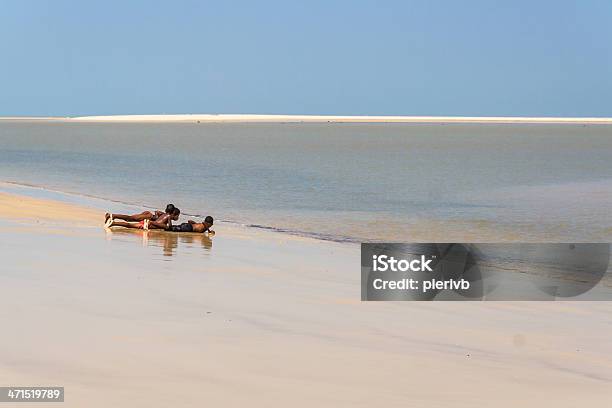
[3,114,612,124]
[0,191,611,407]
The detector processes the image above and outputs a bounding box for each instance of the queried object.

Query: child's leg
[111,211,153,222]
[110,221,143,229]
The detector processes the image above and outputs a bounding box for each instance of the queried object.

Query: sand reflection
[106,228,212,256]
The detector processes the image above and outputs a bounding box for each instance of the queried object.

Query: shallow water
[1,121,611,242]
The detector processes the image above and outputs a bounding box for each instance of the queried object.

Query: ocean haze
[0,121,610,242]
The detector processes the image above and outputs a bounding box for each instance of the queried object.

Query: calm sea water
[1,121,611,242]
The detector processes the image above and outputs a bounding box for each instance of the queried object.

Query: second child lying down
[167,216,214,233]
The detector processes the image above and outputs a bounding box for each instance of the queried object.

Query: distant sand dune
[2,114,612,124]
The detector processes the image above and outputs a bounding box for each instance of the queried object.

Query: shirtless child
[167,216,214,235]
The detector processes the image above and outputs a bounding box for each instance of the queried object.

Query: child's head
[172,208,181,221]
[204,215,214,229]
[165,203,176,214]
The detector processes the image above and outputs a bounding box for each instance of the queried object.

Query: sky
[1,0,611,117]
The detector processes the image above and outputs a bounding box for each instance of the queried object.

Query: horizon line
[2,114,612,124]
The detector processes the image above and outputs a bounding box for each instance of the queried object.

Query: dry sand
[0,192,611,407]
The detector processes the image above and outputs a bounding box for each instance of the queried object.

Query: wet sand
[0,192,611,407]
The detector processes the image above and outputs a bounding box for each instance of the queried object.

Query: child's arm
[150,215,171,229]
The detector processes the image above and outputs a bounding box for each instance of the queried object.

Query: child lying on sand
[168,216,214,234]
[105,204,180,229]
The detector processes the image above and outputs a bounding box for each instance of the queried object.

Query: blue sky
[1,0,611,116]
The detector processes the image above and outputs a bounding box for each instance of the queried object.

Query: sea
[1,121,611,243]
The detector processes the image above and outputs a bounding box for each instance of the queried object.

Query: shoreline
[2,114,612,124]
[2,178,611,243]
[0,181,361,244]
[0,182,344,246]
